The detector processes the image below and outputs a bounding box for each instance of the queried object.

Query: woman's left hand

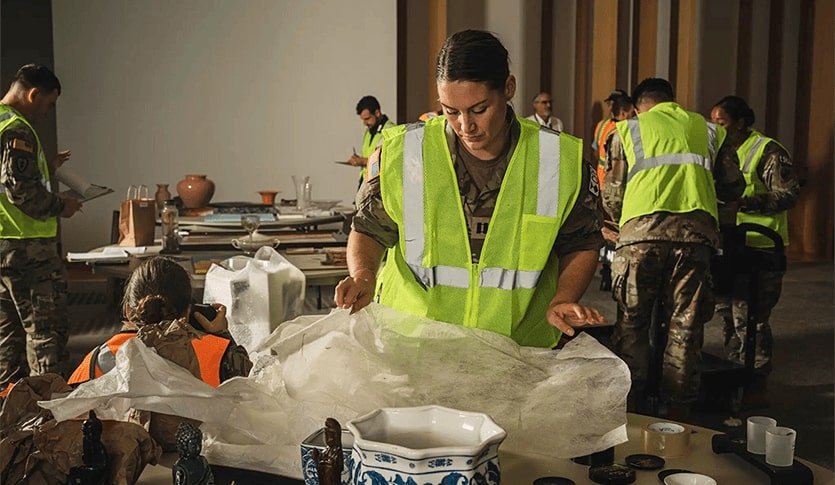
[546,302,607,337]
[193,303,229,334]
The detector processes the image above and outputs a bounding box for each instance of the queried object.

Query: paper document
[55,166,114,202]
[66,245,146,262]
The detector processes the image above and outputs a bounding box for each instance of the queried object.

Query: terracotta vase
[154,184,171,212]
[176,174,215,209]
[258,190,278,205]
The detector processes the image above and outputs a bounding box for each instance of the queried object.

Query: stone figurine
[172,421,215,485]
[67,410,109,485]
[311,417,343,485]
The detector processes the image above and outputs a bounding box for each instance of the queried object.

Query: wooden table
[135,413,834,484]
[88,247,348,308]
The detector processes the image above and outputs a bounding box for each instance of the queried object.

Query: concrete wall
[51,0,396,252]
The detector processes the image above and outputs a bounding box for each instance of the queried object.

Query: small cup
[765,426,796,467]
[747,416,777,454]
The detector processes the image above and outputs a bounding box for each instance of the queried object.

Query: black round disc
[533,477,576,485]
[588,464,636,484]
[625,453,665,470]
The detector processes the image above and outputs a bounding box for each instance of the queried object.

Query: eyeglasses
[536,100,552,105]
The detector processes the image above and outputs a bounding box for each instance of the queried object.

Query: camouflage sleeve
[219,336,253,381]
[554,159,604,257]
[351,175,399,248]
[601,130,626,224]
[741,141,800,215]
[712,141,745,203]
[0,124,63,220]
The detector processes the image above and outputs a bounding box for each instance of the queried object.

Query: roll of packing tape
[642,422,691,457]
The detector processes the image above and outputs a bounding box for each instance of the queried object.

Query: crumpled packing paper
[40,303,630,479]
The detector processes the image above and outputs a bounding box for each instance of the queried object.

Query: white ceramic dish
[231,232,279,253]
[664,472,717,485]
[347,405,506,485]
[310,199,341,210]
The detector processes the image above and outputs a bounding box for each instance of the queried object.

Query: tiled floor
[65,261,834,471]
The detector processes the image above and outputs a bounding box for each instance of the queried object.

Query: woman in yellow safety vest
[334,30,606,348]
[710,95,800,398]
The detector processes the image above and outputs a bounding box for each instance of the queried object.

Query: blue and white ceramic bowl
[346,405,506,485]
[300,427,355,485]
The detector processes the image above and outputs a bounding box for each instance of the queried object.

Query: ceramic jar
[346,405,506,485]
[176,174,215,209]
[154,184,171,212]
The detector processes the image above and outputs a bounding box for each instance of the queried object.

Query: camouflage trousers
[610,242,715,403]
[715,267,784,375]
[0,238,70,387]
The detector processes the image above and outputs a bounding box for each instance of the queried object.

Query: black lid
[533,477,575,485]
[625,453,665,470]
[588,464,636,485]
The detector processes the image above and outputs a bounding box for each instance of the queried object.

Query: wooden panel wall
[787,0,834,261]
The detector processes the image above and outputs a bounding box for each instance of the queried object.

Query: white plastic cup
[765,426,796,466]
[747,416,777,454]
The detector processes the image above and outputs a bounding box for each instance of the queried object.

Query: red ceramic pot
[176,174,215,208]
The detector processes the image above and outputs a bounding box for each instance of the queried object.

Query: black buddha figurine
[172,421,215,485]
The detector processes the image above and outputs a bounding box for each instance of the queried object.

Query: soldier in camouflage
[338,30,605,347]
[602,78,745,418]
[0,64,83,387]
[710,96,800,391]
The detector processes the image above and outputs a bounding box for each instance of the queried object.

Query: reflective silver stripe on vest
[402,125,470,288]
[95,342,117,374]
[401,125,557,290]
[480,267,541,290]
[536,128,560,217]
[742,135,768,174]
[626,118,714,182]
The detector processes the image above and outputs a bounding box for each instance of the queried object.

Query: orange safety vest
[68,331,230,387]
[593,118,618,189]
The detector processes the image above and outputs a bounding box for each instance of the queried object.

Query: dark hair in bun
[713,95,756,128]
[122,256,192,325]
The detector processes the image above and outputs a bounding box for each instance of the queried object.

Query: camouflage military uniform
[715,141,799,375]
[0,121,69,387]
[354,108,603,265]
[135,319,252,383]
[602,128,744,404]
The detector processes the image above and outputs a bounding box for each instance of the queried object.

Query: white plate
[664,472,717,485]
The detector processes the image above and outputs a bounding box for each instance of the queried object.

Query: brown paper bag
[118,185,156,247]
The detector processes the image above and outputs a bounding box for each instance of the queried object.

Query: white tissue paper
[40,303,630,479]
[202,246,304,357]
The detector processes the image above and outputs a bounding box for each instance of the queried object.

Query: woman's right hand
[193,303,229,334]
[334,269,376,314]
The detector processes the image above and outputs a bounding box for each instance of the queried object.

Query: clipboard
[61,184,114,202]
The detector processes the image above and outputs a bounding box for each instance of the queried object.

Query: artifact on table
[346,405,506,485]
[258,190,279,205]
[172,421,215,485]
[177,174,215,209]
[155,184,172,212]
[310,417,344,485]
[67,410,109,485]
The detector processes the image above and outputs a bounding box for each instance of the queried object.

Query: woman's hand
[192,303,229,334]
[334,269,376,314]
[546,302,607,337]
